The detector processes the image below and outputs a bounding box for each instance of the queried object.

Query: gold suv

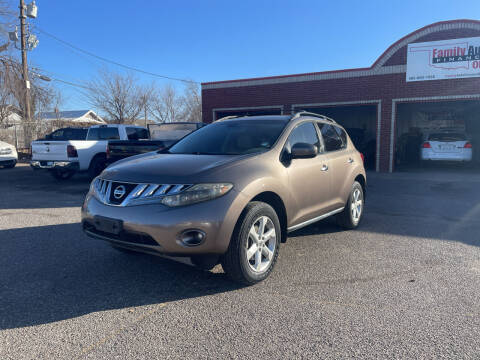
[82,112,366,284]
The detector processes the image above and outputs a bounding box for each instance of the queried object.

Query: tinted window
[50,129,65,140]
[334,126,348,149]
[87,127,120,140]
[168,120,287,155]
[318,123,344,152]
[428,133,466,142]
[285,122,320,152]
[149,123,200,140]
[126,127,148,140]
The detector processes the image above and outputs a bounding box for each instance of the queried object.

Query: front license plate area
[93,216,123,235]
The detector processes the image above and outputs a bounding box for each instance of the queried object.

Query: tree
[85,69,146,123]
[182,82,202,122]
[150,83,185,123]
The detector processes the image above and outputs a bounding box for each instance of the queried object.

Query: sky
[8,0,480,111]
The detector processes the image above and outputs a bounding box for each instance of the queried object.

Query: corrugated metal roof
[39,110,91,119]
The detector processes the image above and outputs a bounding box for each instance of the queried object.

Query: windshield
[167,120,287,155]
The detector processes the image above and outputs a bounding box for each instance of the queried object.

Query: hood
[101,152,249,183]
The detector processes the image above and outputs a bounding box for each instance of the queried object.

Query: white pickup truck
[31,124,147,180]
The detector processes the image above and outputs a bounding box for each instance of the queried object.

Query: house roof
[38,109,105,124]
[39,110,92,119]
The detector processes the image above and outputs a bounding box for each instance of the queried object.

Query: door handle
[348,158,354,164]
[321,164,328,171]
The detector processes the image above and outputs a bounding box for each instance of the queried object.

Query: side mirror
[291,142,317,159]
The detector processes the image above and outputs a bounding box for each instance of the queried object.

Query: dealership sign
[406,36,480,82]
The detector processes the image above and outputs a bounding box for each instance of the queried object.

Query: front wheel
[221,201,281,285]
[337,181,364,229]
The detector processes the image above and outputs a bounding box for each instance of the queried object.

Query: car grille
[94,178,192,206]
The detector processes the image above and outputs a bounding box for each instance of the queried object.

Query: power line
[35,27,199,84]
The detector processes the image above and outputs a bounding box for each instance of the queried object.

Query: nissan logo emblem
[113,185,126,199]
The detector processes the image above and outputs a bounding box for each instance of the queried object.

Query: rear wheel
[337,181,364,229]
[88,154,107,178]
[50,169,75,180]
[4,160,16,168]
[221,201,281,285]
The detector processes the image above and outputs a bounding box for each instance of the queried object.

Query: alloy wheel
[350,188,363,223]
[246,216,276,273]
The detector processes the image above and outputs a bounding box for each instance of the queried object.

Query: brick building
[201,20,480,172]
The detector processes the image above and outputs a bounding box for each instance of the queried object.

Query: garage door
[395,100,480,171]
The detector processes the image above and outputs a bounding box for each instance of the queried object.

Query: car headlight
[0,147,12,155]
[160,183,233,207]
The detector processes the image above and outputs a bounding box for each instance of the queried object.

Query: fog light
[180,230,206,247]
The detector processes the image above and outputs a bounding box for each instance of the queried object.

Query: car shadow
[288,217,343,237]
[0,223,242,330]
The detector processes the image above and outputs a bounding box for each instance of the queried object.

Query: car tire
[50,169,75,180]
[88,154,107,179]
[337,181,364,229]
[221,201,281,285]
[4,160,16,169]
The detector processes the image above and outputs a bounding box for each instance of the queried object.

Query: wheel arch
[88,152,107,169]
[249,191,288,243]
[354,174,366,200]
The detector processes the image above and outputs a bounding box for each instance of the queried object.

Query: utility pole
[19,0,31,126]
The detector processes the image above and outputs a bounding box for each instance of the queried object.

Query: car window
[334,126,348,149]
[318,123,344,152]
[127,127,149,140]
[428,133,466,142]
[50,129,64,140]
[126,127,139,140]
[285,122,320,153]
[87,127,120,140]
[73,129,88,140]
[137,128,149,139]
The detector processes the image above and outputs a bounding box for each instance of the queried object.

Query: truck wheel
[4,160,16,168]
[336,181,364,229]
[221,201,281,285]
[88,154,107,178]
[50,169,75,180]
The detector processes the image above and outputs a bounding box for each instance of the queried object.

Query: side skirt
[287,207,344,233]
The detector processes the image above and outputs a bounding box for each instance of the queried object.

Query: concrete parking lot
[1,164,480,359]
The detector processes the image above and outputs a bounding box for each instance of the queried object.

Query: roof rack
[215,115,239,122]
[290,111,336,124]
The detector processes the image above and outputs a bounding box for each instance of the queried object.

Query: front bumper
[30,160,80,170]
[81,188,248,256]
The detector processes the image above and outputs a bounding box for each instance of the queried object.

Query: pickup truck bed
[106,122,205,164]
[106,139,175,164]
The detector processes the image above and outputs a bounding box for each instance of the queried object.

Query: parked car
[31,124,147,180]
[82,112,366,284]
[37,127,88,141]
[421,131,472,162]
[0,141,18,168]
[106,122,205,165]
